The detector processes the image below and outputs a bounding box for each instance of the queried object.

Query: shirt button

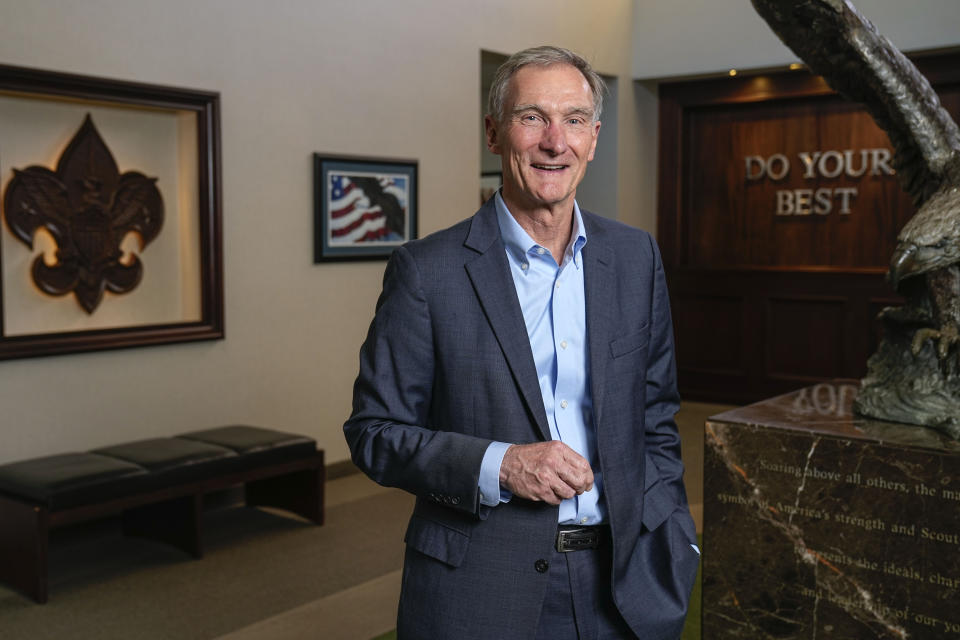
[536,247,545,255]
[560,340,567,350]
[560,400,568,409]
[535,559,549,573]
[581,517,588,524]
[520,263,528,271]
[555,282,560,289]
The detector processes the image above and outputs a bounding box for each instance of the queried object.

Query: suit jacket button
[535,559,549,573]
[452,496,461,505]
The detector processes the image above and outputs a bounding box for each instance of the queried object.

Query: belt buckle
[555,527,600,553]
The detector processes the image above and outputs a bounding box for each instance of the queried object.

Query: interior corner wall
[632,0,960,79]
[0,0,638,466]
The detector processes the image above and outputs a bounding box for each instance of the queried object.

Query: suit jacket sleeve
[343,245,492,517]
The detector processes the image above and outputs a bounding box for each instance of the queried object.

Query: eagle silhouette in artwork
[348,176,406,240]
[3,114,163,314]
[752,0,960,365]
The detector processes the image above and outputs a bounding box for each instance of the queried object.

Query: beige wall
[0,0,637,465]
[0,0,956,467]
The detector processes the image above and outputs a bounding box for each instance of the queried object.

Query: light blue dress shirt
[478,192,606,525]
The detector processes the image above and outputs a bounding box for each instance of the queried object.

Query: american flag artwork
[328,171,408,245]
[314,155,417,262]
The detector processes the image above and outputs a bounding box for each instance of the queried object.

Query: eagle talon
[912,325,960,363]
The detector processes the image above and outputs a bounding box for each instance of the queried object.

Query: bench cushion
[92,438,238,487]
[0,453,147,510]
[177,426,316,468]
[0,427,317,512]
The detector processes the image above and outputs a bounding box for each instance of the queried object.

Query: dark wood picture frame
[480,171,502,206]
[313,154,418,262]
[0,64,223,360]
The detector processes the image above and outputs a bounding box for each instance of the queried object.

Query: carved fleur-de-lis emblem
[2,114,163,313]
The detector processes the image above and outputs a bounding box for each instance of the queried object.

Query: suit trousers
[534,538,636,640]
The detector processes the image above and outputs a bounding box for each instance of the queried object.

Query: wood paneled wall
[658,50,960,404]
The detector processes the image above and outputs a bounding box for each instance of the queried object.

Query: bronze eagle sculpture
[752,0,960,437]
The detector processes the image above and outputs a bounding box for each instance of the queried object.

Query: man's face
[485,63,600,214]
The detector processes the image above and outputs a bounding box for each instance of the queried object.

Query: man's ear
[484,115,501,154]
[587,120,601,162]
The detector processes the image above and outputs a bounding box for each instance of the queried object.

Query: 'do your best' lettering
[744,149,895,216]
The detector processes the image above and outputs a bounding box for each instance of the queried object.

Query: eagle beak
[889,243,918,289]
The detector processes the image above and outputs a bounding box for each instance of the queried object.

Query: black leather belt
[555,525,608,552]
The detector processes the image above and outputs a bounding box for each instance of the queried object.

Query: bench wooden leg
[0,494,48,603]
[122,493,203,558]
[245,458,325,525]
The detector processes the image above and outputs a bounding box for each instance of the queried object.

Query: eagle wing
[751,0,960,206]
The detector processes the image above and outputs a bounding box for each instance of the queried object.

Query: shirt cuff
[479,441,513,507]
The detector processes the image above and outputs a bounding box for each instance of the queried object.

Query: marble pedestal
[703,382,960,639]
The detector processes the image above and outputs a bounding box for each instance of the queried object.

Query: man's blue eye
[518,114,545,126]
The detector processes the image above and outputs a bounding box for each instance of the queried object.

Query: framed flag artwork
[313,154,418,262]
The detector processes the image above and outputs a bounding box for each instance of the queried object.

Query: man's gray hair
[487,45,606,124]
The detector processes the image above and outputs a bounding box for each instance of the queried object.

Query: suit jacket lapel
[582,213,616,428]
[464,203,551,441]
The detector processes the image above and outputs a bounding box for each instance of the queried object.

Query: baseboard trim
[326,459,362,480]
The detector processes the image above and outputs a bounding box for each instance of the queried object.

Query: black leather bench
[0,425,324,603]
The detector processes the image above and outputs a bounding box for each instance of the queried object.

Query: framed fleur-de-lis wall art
[0,64,223,359]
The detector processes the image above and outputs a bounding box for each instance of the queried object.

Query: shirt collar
[494,191,587,269]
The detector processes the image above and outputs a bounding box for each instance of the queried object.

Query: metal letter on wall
[3,114,163,313]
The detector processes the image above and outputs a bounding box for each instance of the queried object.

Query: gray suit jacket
[344,201,699,639]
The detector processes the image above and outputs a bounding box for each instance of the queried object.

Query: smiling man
[345,46,699,639]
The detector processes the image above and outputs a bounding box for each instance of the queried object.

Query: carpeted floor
[0,488,413,640]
